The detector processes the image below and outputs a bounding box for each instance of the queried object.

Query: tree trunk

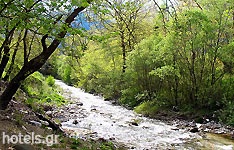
[173,54,178,106]
[3,43,18,81]
[0,46,11,78]
[3,31,22,81]
[120,31,126,73]
[0,28,15,61]
[0,4,89,110]
[0,29,15,78]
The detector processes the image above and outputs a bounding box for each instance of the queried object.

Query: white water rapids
[55,80,234,150]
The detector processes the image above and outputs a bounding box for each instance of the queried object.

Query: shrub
[134,100,160,116]
[47,75,55,86]
[218,101,234,126]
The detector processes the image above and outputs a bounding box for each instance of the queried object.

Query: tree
[0,0,91,110]
[90,0,152,73]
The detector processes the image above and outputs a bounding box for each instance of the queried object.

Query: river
[55,80,234,150]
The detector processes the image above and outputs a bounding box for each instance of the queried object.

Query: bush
[134,100,160,116]
[47,75,55,86]
[22,72,45,96]
[218,101,234,126]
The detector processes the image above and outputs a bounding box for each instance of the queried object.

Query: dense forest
[0,0,234,128]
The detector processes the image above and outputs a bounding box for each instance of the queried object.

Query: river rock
[76,102,83,106]
[190,127,199,133]
[91,108,96,111]
[70,110,76,114]
[47,127,53,130]
[130,122,139,126]
[22,126,27,131]
[29,121,42,127]
[13,144,34,150]
[40,120,49,126]
[109,137,115,140]
[98,137,107,142]
[172,128,179,131]
[104,98,111,101]
[73,120,79,125]
[142,126,149,129]
[112,101,117,105]
[45,111,53,117]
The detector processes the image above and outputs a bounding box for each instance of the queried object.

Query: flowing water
[55,80,234,150]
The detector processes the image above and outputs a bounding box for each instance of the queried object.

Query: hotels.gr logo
[2,132,59,146]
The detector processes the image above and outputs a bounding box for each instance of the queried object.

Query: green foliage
[216,75,234,125]
[75,40,123,99]
[22,71,46,96]
[46,75,55,86]
[13,111,24,126]
[22,72,67,109]
[120,36,164,107]
[70,138,81,149]
[37,92,66,106]
[63,65,72,85]
[121,88,140,107]
[119,1,234,125]
[218,101,234,126]
[51,54,76,85]
[100,143,114,150]
[134,101,160,116]
[70,144,78,149]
